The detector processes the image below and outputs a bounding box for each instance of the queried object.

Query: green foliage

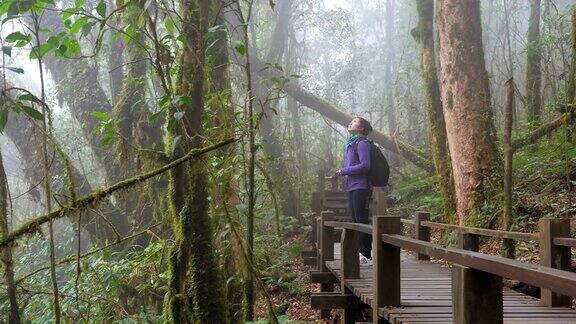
[91,111,116,147]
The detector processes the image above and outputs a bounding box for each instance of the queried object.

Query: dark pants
[348,189,372,258]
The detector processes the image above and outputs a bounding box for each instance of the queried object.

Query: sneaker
[359,254,373,266]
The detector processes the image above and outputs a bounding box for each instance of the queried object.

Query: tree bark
[208,3,244,322]
[0,146,19,324]
[256,0,299,218]
[413,0,456,220]
[436,0,501,224]
[526,0,543,124]
[163,0,227,322]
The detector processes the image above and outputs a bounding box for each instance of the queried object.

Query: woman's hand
[335,169,343,176]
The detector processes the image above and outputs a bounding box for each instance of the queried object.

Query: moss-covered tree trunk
[413,0,456,221]
[163,0,227,322]
[207,3,244,322]
[526,0,543,124]
[436,0,501,225]
[0,146,19,324]
[111,0,164,244]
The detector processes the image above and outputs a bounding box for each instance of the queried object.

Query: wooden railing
[315,211,576,323]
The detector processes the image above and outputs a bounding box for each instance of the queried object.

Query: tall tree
[256,0,300,218]
[0,147,19,324]
[413,0,456,220]
[526,0,543,124]
[163,0,227,322]
[385,0,399,166]
[436,0,501,224]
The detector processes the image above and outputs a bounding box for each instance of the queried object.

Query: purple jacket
[341,136,371,191]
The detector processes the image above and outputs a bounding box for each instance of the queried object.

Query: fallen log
[282,83,435,172]
[511,111,575,153]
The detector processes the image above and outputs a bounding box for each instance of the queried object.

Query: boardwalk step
[310,271,339,284]
[311,292,358,309]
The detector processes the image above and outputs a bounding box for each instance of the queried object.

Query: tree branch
[0,138,236,248]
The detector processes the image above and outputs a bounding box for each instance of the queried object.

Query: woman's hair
[355,117,373,136]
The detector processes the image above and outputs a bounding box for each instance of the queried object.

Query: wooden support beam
[301,250,317,258]
[457,233,479,252]
[539,218,572,307]
[452,265,503,324]
[309,271,339,284]
[374,188,388,216]
[453,229,503,323]
[310,292,359,309]
[316,216,322,271]
[319,211,335,318]
[341,228,361,324]
[303,257,316,266]
[373,216,400,324]
[414,212,430,261]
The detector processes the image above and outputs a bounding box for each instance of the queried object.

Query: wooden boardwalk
[326,245,576,324]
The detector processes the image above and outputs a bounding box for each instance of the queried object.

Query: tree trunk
[503,78,516,259]
[208,4,244,322]
[0,146,19,324]
[163,0,227,322]
[107,0,124,106]
[111,0,164,245]
[413,0,456,221]
[526,0,543,124]
[256,0,299,218]
[385,0,399,166]
[436,0,501,225]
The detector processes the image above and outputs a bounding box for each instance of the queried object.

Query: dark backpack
[353,140,390,187]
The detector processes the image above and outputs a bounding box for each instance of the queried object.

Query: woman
[335,117,373,265]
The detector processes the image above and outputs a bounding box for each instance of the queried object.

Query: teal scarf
[345,133,362,149]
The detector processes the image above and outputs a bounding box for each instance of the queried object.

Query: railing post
[457,233,479,252]
[539,218,571,307]
[341,228,360,323]
[502,238,516,259]
[319,211,335,318]
[316,216,322,271]
[372,215,400,323]
[414,212,430,260]
[374,187,388,216]
[453,232,503,323]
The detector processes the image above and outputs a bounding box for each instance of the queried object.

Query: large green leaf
[96,1,106,17]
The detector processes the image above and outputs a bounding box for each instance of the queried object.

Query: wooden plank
[420,221,538,242]
[553,237,576,247]
[309,271,339,284]
[310,292,359,309]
